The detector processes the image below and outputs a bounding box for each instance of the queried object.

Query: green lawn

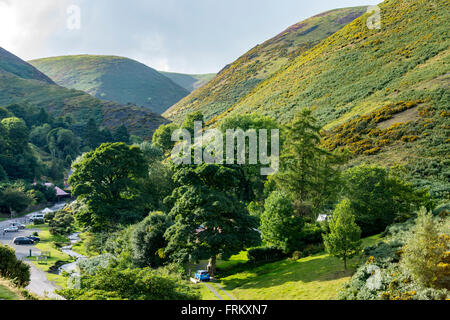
[200,234,383,300]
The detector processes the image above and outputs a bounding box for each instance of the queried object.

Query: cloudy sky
[0,0,380,74]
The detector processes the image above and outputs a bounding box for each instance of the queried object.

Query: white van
[30,213,45,222]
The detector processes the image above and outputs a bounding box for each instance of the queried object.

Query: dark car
[27,236,40,243]
[13,237,34,245]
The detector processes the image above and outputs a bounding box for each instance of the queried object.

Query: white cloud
[0,0,70,59]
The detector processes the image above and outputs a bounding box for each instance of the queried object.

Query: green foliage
[47,127,80,160]
[113,125,130,144]
[69,143,149,230]
[339,210,450,300]
[343,164,431,235]
[0,244,30,287]
[274,109,342,218]
[152,123,178,154]
[47,210,75,236]
[218,113,280,202]
[247,247,285,264]
[77,254,116,275]
[130,212,172,268]
[57,265,200,300]
[260,191,303,253]
[401,207,449,288]
[0,187,32,215]
[323,199,362,270]
[0,116,38,181]
[164,164,260,274]
[181,111,204,136]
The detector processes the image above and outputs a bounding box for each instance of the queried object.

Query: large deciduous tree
[260,191,303,253]
[164,164,260,276]
[69,142,148,231]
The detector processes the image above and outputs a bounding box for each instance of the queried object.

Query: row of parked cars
[3,219,42,245]
[13,236,40,245]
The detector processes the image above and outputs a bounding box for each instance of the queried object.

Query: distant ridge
[29,55,190,114]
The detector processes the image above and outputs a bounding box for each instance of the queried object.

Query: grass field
[200,234,382,300]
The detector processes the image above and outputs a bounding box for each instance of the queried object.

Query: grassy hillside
[0,51,169,139]
[199,235,382,300]
[0,47,54,84]
[160,71,216,92]
[29,55,189,114]
[163,6,368,123]
[216,0,449,197]
[0,279,24,300]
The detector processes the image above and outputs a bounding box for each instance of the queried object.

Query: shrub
[57,265,200,300]
[247,246,285,264]
[48,210,74,235]
[33,218,45,225]
[0,244,30,287]
[78,254,116,275]
[401,208,449,288]
[298,223,323,245]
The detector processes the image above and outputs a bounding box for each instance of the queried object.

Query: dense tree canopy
[152,123,178,154]
[343,165,431,236]
[69,143,149,230]
[130,212,172,268]
[164,163,260,275]
[260,191,303,253]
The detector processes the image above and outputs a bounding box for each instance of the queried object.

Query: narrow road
[215,282,237,300]
[0,203,66,299]
[203,282,224,300]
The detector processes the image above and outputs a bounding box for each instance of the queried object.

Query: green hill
[0,47,54,84]
[159,71,216,92]
[162,6,368,123]
[215,0,449,197]
[29,55,190,114]
[0,49,168,139]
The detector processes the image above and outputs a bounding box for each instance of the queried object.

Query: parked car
[26,236,40,243]
[4,226,19,233]
[30,214,45,222]
[194,270,210,282]
[10,222,26,230]
[13,237,34,245]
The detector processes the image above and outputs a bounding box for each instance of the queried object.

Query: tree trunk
[344,256,347,270]
[207,256,216,277]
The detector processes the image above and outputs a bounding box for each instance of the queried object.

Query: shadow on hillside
[219,254,355,291]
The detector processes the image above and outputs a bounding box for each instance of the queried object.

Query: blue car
[195,270,210,282]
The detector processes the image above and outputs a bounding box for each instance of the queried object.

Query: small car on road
[10,222,26,230]
[4,226,19,233]
[13,237,34,245]
[194,270,210,282]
